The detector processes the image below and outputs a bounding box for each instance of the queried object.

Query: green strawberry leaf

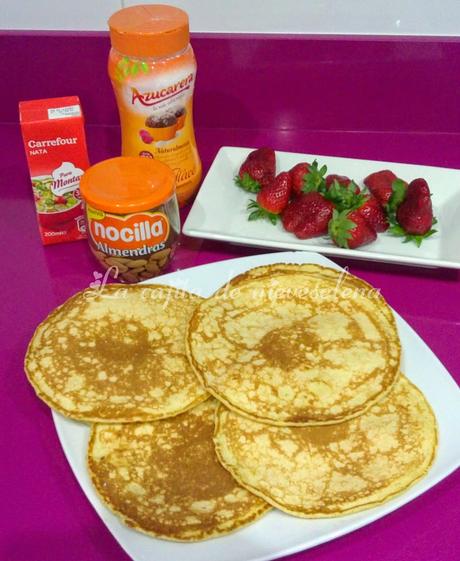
[140,61,149,74]
[389,220,438,247]
[324,180,365,212]
[131,62,140,76]
[385,179,407,221]
[402,229,437,247]
[302,180,320,194]
[388,223,407,236]
[234,174,261,193]
[247,200,279,225]
[301,160,328,194]
[248,209,263,221]
[328,209,355,249]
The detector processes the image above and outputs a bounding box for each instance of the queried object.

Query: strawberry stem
[389,224,437,247]
[247,200,279,225]
[328,209,355,249]
[385,179,407,221]
[301,160,328,194]
[324,180,365,212]
[234,174,261,193]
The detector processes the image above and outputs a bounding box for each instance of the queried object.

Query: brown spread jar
[80,156,179,283]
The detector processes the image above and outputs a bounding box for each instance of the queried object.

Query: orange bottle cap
[80,157,175,214]
[108,4,189,59]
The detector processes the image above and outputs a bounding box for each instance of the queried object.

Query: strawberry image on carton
[19,96,90,245]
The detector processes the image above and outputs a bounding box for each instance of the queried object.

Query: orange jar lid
[80,157,175,214]
[108,4,189,59]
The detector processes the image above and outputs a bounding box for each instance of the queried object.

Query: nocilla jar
[108,4,202,206]
[80,156,180,283]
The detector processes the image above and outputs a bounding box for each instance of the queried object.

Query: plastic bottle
[108,4,201,206]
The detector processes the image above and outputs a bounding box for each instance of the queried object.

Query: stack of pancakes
[25,264,438,541]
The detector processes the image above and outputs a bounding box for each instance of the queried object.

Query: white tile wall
[2,0,460,35]
[2,0,120,31]
[128,0,460,36]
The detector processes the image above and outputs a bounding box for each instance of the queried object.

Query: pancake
[87,399,271,541]
[214,376,437,517]
[25,285,208,422]
[187,264,401,425]
[229,263,395,324]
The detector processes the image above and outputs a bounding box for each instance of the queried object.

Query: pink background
[1,31,459,561]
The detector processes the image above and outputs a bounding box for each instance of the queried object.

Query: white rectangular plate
[183,147,460,269]
[53,251,460,561]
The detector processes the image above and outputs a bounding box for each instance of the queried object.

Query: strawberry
[247,147,276,176]
[248,172,292,224]
[289,162,311,196]
[282,195,311,233]
[329,209,377,249]
[364,170,407,207]
[236,147,276,192]
[325,174,351,189]
[295,162,363,212]
[290,159,363,212]
[356,195,389,232]
[391,178,437,246]
[282,192,335,239]
[236,159,267,192]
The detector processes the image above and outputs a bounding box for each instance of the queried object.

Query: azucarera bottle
[108,4,201,206]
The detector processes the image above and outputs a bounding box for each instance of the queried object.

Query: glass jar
[108,4,201,207]
[80,156,180,283]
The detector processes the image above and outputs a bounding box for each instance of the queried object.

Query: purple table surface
[1,122,459,561]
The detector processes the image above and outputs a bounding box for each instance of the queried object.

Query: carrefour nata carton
[19,96,89,245]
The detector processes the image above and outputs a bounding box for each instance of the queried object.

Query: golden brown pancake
[25,285,208,422]
[214,376,437,517]
[229,263,394,324]
[187,264,401,425]
[88,399,270,540]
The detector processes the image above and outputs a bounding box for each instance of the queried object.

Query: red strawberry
[356,195,389,232]
[282,195,311,233]
[392,178,436,246]
[248,172,292,224]
[329,209,377,249]
[289,162,311,196]
[282,192,335,239]
[325,174,357,191]
[364,170,406,207]
[402,177,430,198]
[236,159,267,192]
[236,148,276,192]
[247,147,276,176]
